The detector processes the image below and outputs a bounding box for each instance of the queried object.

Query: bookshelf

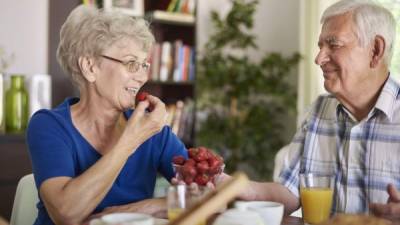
[141,0,197,147]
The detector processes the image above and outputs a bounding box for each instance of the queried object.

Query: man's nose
[315,49,329,66]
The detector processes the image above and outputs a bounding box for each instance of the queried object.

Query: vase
[5,75,29,134]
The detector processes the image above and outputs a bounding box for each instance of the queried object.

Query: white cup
[101,213,154,225]
[213,208,264,225]
[234,201,284,225]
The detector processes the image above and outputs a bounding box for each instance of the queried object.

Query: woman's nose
[134,70,148,84]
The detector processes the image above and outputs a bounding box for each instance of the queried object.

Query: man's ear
[370,35,386,68]
[78,56,97,83]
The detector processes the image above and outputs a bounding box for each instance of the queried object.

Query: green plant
[196,0,301,181]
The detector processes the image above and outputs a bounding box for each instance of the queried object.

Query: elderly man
[230,0,400,222]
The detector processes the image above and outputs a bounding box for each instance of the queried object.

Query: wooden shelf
[146,11,195,26]
[146,80,195,86]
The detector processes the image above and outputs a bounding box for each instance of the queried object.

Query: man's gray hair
[57,5,155,86]
[321,0,396,66]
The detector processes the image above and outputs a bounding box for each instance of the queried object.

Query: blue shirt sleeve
[26,111,76,189]
[153,126,188,181]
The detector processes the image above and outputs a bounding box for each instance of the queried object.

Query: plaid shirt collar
[334,74,399,122]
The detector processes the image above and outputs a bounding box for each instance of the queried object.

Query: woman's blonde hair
[57,5,155,86]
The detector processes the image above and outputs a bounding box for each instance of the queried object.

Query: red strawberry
[208,157,223,175]
[205,150,213,160]
[188,148,198,159]
[194,147,208,162]
[172,155,185,165]
[185,159,196,167]
[196,160,209,174]
[208,157,222,168]
[182,163,197,177]
[209,165,222,175]
[135,91,148,102]
[135,91,155,112]
[184,176,194,185]
[194,174,210,186]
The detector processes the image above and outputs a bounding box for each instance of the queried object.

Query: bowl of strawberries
[172,146,225,186]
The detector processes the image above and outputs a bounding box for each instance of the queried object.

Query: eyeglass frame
[100,55,151,73]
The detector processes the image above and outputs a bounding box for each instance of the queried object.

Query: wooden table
[282,216,304,225]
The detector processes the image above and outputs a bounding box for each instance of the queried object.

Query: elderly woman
[27,5,187,225]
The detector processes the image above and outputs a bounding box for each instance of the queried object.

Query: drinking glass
[300,173,334,224]
[166,184,207,225]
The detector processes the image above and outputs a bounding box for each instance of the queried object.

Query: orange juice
[168,208,206,225]
[300,187,333,224]
[168,208,184,221]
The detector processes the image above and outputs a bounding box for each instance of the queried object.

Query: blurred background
[0,0,398,220]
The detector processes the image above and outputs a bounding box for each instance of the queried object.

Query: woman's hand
[370,184,400,223]
[90,198,167,219]
[117,95,167,153]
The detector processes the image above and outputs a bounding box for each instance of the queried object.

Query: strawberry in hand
[135,91,154,112]
[135,91,148,102]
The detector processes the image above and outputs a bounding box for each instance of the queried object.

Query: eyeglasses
[101,55,151,73]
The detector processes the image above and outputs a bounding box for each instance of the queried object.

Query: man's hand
[370,184,400,223]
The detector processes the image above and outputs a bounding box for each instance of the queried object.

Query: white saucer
[89,217,168,225]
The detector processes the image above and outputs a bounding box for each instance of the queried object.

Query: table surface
[282,216,304,225]
[87,215,304,225]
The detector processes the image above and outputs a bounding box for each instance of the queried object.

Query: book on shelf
[165,99,195,144]
[166,0,196,15]
[149,40,195,83]
[149,43,161,81]
[178,99,195,144]
[188,48,196,82]
[159,42,172,82]
[173,40,183,82]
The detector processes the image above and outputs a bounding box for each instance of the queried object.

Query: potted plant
[196,0,301,180]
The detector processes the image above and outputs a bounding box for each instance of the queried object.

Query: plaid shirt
[279,76,400,214]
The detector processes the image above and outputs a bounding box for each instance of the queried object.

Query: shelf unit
[141,0,197,147]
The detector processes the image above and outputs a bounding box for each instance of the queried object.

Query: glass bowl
[172,163,225,186]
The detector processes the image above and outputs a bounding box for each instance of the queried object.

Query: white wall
[0,0,49,75]
[197,0,300,58]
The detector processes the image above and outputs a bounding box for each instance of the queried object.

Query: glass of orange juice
[166,184,207,225]
[300,173,334,225]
